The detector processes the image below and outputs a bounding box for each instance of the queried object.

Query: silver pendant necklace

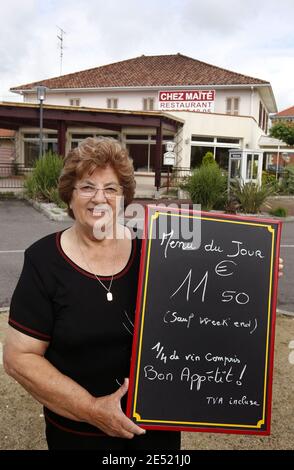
[93,272,114,301]
[76,231,117,302]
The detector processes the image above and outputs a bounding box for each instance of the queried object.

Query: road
[0,199,293,313]
[0,200,70,307]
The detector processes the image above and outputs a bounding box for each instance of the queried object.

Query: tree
[202,151,216,166]
[269,122,294,146]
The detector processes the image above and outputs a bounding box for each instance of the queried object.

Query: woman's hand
[279,257,284,277]
[88,378,146,439]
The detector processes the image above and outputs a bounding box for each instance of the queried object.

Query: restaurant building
[0,54,280,191]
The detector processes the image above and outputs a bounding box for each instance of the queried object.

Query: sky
[0,0,293,111]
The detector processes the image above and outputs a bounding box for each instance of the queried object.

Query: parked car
[266,164,285,175]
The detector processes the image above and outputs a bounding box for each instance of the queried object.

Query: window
[190,135,241,170]
[264,111,268,134]
[258,101,268,133]
[215,148,230,170]
[23,132,58,167]
[262,107,266,131]
[127,144,149,172]
[107,98,118,109]
[69,98,80,106]
[71,132,118,149]
[226,97,239,115]
[125,134,171,172]
[127,143,164,172]
[125,134,149,140]
[246,154,259,180]
[150,134,175,141]
[190,146,214,168]
[71,134,96,140]
[191,135,214,142]
[143,98,154,111]
[216,137,240,144]
[230,158,241,178]
[259,102,263,127]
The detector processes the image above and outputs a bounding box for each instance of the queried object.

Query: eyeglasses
[74,183,123,199]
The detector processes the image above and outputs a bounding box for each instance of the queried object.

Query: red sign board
[159,90,215,112]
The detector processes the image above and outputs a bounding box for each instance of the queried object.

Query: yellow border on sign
[132,210,276,429]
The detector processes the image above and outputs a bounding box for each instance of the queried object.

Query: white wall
[0,140,14,164]
[214,88,250,115]
[20,87,267,171]
[23,86,266,121]
[24,90,158,111]
[165,111,264,167]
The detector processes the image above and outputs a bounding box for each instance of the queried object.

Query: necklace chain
[76,231,117,301]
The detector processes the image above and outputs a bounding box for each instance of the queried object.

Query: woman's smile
[88,204,112,219]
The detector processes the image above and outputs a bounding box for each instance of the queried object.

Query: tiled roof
[0,129,15,138]
[10,54,269,91]
[275,106,294,117]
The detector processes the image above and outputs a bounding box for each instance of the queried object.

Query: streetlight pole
[276,143,280,181]
[36,86,47,159]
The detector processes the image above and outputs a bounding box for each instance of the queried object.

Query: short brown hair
[58,137,136,219]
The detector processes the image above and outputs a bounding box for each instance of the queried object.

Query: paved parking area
[278,221,294,314]
[0,198,293,450]
[0,200,71,307]
[0,199,293,312]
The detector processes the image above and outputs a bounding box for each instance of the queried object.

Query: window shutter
[233,98,239,115]
[107,98,118,109]
[226,98,232,114]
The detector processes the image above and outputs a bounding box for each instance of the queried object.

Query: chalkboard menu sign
[127,206,282,435]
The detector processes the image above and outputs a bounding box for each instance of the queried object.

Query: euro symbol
[215,260,237,277]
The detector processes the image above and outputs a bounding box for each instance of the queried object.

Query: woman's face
[70,165,123,239]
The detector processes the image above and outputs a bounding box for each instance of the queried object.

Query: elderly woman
[4,137,181,451]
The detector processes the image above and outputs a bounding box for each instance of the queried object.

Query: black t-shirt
[9,230,142,435]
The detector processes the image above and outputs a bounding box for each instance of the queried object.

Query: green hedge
[24,152,66,208]
[230,180,274,214]
[187,162,226,210]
